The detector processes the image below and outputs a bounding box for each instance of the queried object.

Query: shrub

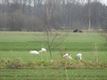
[6,58,24,69]
[0,58,11,69]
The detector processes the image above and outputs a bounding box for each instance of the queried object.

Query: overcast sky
[100,0,107,5]
[0,0,107,5]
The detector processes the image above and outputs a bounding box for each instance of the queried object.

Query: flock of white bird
[29,48,82,61]
[30,48,47,55]
[63,53,82,61]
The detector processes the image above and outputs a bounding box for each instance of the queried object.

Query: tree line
[0,0,107,31]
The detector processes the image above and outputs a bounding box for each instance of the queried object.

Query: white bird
[39,48,47,53]
[41,48,47,52]
[63,53,72,60]
[30,48,47,56]
[30,50,39,55]
[76,53,82,60]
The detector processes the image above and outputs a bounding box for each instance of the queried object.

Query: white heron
[30,48,47,55]
[76,53,82,60]
[63,53,72,60]
[30,50,39,55]
[39,48,47,53]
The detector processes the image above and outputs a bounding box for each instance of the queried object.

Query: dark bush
[73,29,83,33]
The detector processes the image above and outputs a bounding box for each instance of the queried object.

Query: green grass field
[0,69,107,80]
[0,31,107,62]
[0,31,107,80]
